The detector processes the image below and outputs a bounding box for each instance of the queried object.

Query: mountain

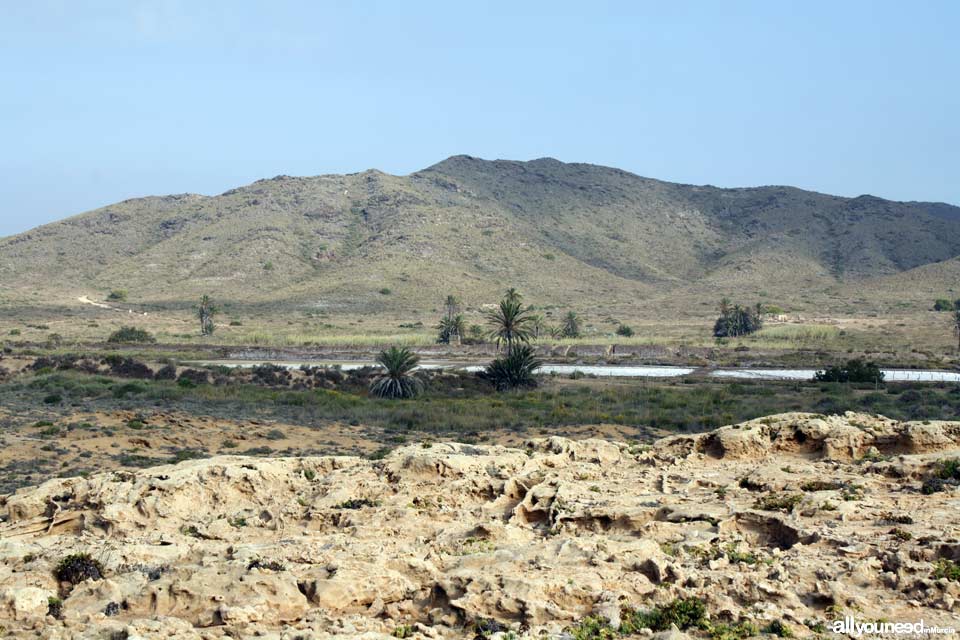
[1,156,959,319]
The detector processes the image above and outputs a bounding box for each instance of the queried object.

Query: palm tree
[437,314,466,345]
[197,295,217,336]
[369,347,422,399]
[485,298,533,349]
[528,314,546,340]
[504,287,523,304]
[443,295,461,321]
[482,344,542,391]
[560,311,581,338]
[954,306,960,351]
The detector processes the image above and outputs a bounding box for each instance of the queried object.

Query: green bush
[932,559,960,581]
[106,290,127,301]
[615,324,635,337]
[107,326,156,344]
[933,299,955,311]
[621,597,709,632]
[815,359,884,384]
[754,492,803,512]
[936,458,960,480]
[54,553,104,585]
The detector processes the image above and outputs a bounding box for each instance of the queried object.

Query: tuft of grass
[753,493,803,512]
[763,620,793,637]
[932,559,960,582]
[800,480,843,492]
[709,621,758,640]
[569,616,618,639]
[620,597,709,633]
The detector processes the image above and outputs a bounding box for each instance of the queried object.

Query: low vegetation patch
[932,559,960,581]
[815,359,884,384]
[753,493,803,512]
[335,498,381,509]
[106,326,156,344]
[621,597,709,633]
[54,553,104,585]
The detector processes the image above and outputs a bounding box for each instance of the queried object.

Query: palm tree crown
[485,298,533,349]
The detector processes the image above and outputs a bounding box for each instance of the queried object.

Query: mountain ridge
[1,156,959,319]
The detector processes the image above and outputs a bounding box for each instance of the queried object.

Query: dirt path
[77,295,150,316]
[77,295,115,310]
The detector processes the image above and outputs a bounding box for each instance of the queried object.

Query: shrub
[921,477,945,495]
[800,480,843,492]
[54,553,104,585]
[936,458,960,481]
[815,359,884,384]
[106,290,127,301]
[107,326,156,344]
[47,596,63,619]
[753,493,803,512]
[247,559,285,571]
[177,368,210,386]
[932,559,960,581]
[105,355,153,379]
[154,364,177,380]
[569,615,617,639]
[621,597,709,632]
[710,621,759,640]
[615,324,635,337]
[481,344,542,391]
[335,498,380,509]
[379,287,392,295]
[764,620,794,637]
[934,299,954,311]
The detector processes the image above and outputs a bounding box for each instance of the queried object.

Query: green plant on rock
[620,597,709,633]
[709,620,758,640]
[569,615,618,640]
[764,620,794,637]
[753,493,803,512]
[54,553,104,585]
[932,559,960,581]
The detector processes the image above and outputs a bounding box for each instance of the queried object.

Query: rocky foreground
[1,412,959,639]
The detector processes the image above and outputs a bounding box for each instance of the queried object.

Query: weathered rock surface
[0,412,958,638]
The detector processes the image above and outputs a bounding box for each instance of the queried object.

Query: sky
[1,1,958,237]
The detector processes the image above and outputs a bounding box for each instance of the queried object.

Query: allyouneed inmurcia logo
[831,616,956,636]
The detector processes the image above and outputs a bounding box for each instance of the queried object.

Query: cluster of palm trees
[371,287,575,398]
[439,288,580,345]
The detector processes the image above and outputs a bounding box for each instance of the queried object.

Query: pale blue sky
[1,1,958,237]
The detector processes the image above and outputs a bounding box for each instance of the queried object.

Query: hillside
[1,156,959,320]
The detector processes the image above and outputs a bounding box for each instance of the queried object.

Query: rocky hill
[1,412,958,638]
[1,157,958,318]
